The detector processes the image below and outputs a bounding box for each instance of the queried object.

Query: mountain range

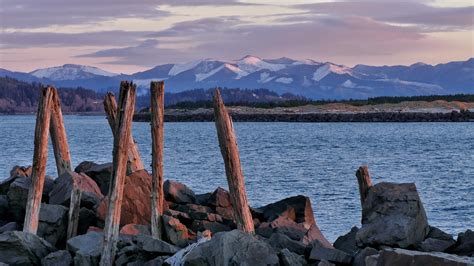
[1,56,473,99]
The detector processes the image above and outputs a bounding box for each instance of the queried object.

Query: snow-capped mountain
[1,57,473,99]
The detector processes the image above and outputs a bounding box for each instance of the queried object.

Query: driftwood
[213,89,255,234]
[49,87,72,177]
[356,165,373,205]
[150,81,165,239]
[104,92,144,173]
[100,82,136,266]
[23,87,54,234]
[66,180,82,240]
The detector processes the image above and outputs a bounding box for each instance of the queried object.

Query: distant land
[1,56,473,100]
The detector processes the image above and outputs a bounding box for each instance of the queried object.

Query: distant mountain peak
[30,64,117,80]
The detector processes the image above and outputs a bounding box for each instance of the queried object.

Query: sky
[0,0,473,74]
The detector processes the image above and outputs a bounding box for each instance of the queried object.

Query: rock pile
[0,163,473,265]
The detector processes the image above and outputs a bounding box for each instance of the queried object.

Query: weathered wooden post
[100,82,136,266]
[150,81,165,239]
[66,180,82,240]
[23,86,54,234]
[49,87,72,176]
[104,92,144,173]
[356,165,373,205]
[213,89,255,234]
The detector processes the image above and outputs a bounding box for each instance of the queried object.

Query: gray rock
[183,229,280,265]
[190,219,231,234]
[144,256,167,266]
[135,234,180,255]
[0,166,31,194]
[266,232,307,255]
[0,222,20,233]
[419,226,456,252]
[318,260,335,266]
[356,182,429,248]
[120,224,151,236]
[365,254,379,266]
[378,248,474,266]
[0,196,7,219]
[67,231,103,266]
[75,161,113,196]
[308,240,352,265]
[0,231,56,265]
[352,247,378,266]
[452,229,474,256]
[162,215,189,248]
[334,226,359,255]
[38,203,68,246]
[164,180,196,204]
[78,207,97,235]
[41,250,72,266]
[254,195,316,225]
[279,248,306,266]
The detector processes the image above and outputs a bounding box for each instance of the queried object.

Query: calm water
[0,115,473,241]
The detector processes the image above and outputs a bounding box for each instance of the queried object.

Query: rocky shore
[0,163,473,265]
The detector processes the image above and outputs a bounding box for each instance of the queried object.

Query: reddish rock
[254,195,316,226]
[87,226,103,233]
[120,224,151,236]
[75,161,113,196]
[206,187,232,208]
[163,215,189,247]
[164,180,196,204]
[0,166,32,194]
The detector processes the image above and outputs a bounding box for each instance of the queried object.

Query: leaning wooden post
[49,87,72,177]
[66,179,82,240]
[100,82,136,266]
[213,88,255,234]
[23,86,54,234]
[356,165,373,205]
[150,81,165,239]
[104,92,144,173]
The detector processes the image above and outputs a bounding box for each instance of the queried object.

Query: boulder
[206,187,232,208]
[195,192,211,205]
[164,180,196,204]
[334,226,359,255]
[190,220,231,234]
[49,170,104,209]
[356,182,429,248]
[419,226,456,252]
[0,166,31,194]
[0,196,7,219]
[266,232,307,255]
[78,207,98,235]
[308,240,352,265]
[162,215,189,247]
[451,229,474,256]
[279,248,307,266]
[134,234,180,255]
[67,231,103,266]
[352,247,378,266]
[38,203,68,246]
[41,250,72,266]
[97,170,153,225]
[120,224,151,236]
[75,161,113,195]
[0,231,56,265]
[377,248,474,266]
[182,230,279,265]
[254,195,316,226]
[0,222,20,233]
[144,256,168,266]
[318,260,335,266]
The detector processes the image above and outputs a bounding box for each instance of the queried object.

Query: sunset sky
[0,0,473,74]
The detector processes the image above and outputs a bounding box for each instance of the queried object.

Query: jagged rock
[279,248,307,266]
[190,220,231,234]
[174,203,215,221]
[97,170,153,225]
[206,187,232,208]
[419,226,456,252]
[254,195,316,225]
[356,182,429,248]
[75,161,113,196]
[318,260,335,266]
[334,226,359,255]
[38,203,68,246]
[452,229,474,256]
[0,231,56,265]
[308,240,352,265]
[365,254,379,266]
[0,196,7,219]
[195,192,211,205]
[215,206,234,221]
[378,248,474,265]
[266,232,307,255]
[134,234,180,255]
[67,231,103,265]
[164,180,196,204]
[78,207,97,235]
[144,256,168,266]
[164,209,192,225]
[352,247,378,266]
[182,230,279,265]
[49,170,104,209]
[162,215,189,247]
[120,224,151,236]
[0,222,20,233]
[0,166,32,194]
[41,250,72,266]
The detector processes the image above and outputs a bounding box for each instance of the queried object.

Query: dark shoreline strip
[134,111,474,123]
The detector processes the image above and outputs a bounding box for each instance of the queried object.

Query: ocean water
[0,115,473,242]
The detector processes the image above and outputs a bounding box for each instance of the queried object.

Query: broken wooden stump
[66,179,82,240]
[213,88,255,234]
[356,165,373,206]
[100,82,136,266]
[49,87,72,177]
[23,86,54,234]
[150,81,165,239]
[104,92,144,173]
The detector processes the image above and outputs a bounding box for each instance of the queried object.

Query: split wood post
[23,86,54,234]
[49,87,72,177]
[100,82,136,266]
[213,88,255,234]
[104,92,144,173]
[150,81,165,239]
[356,165,373,205]
[66,178,82,240]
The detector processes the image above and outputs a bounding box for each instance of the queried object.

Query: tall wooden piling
[66,180,82,240]
[49,87,72,177]
[100,82,136,266]
[213,89,255,234]
[23,87,54,234]
[356,165,373,205]
[150,81,165,239]
[104,92,144,173]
